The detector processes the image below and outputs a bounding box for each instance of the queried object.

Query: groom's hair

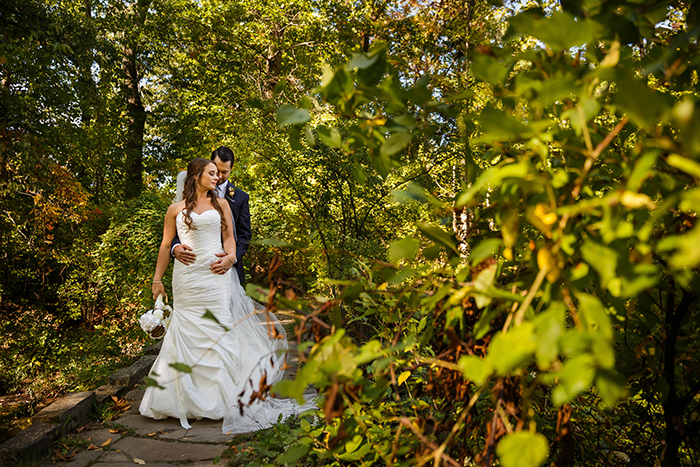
[212,146,234,164]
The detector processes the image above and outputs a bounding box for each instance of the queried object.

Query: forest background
[1,0,699,465]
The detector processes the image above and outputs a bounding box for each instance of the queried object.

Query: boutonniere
[227,186,235,199]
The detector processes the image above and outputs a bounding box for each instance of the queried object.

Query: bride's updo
[181,158,227,232]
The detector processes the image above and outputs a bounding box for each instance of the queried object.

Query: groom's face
[212,156,232,186]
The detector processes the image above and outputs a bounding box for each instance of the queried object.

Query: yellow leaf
[537,247,561,283]
[620,191,655,209]
[600,39,620,67]
[534,204,557,225]
[133,459,146,465]
[86,443,100,451]
[398,371,411,386]
[529,204,557,237]
[101,438,112,447]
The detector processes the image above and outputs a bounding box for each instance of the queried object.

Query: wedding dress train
[139,209,312,433]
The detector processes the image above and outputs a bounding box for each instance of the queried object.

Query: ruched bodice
[140,208,314,433]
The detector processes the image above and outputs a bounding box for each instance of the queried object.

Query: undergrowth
[0,303,148,434]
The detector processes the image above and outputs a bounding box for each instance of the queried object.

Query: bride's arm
[152,204,178,299]
[211,202,237,275]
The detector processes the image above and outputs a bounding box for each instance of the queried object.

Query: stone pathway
[34,322,306,467]
[41,386,237,466]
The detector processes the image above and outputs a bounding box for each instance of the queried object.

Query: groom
[173,146,252,285]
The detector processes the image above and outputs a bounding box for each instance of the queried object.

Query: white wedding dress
[139,209,313,433]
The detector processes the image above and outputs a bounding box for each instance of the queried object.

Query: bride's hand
[211,253,235,275]
[152,281,166,300]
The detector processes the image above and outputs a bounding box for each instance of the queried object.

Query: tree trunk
[122,0,151,199]
[263,23,283,99]
[661,289,698,466]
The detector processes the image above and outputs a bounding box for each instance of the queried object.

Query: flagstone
[110,437,227,463]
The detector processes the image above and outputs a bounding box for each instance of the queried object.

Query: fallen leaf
[181,437,189,440]
[86,443,101,451]
[116,449,122,452]
[230,446,239,453]
[134,458,146,465]
[111,396,119,403]
[53,448,77,461]
[148,432,156,437]
[101,438,112,447]
[109,429,119,434]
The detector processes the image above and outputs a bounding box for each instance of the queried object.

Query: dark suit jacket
[171,181,251,285]
[222,181,251,285]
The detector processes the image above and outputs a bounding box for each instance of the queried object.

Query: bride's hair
[182,158,227,232]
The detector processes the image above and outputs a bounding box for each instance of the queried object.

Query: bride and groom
[140,148,312,434]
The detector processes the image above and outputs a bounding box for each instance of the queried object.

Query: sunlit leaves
[506,10,593,52]
[276,105,311,128]
[497,431,549,467]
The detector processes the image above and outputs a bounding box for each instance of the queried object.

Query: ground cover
[0,304,148,443]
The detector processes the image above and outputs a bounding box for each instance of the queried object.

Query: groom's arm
[171,232,196,265]
[236,193,252,262]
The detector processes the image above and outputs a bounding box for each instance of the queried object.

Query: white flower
[139,298,174,339]
[139,311,159,333]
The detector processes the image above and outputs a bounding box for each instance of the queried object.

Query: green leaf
[144,377,164,390]
[475,105,532,142]
[456,159,530,207]
[538,75,576,104]
[668,224,700,270]
[471,51,509,83]
[389,237,420,263]
[576,293,612,339]
[276,105,311,128]
[488,322,536,375]
[534,303,565,369]
[562,98,600,136]
[169,362,193,374]
[595,370,625,408]
[202,310,230,332]
[615,72,671,130]
[338,441,372,461]
[380,131,413,157]
[342,283,363,304]
[508,11,593,53]
[417,223,459,255]
[458,355,492,385]
[552,354,596,405]
[470,238,501,266]
[317,126,342,148]
[627,150,660,190]
[667,154,700,179]
[474,263,497,309]
[276,445,310,464]
[497,431,549,467]
[581,240,618,292]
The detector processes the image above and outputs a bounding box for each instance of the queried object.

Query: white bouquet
[139,294,173,339]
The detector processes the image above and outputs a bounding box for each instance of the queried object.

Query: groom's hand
[174,244,196,265]
[211,252,234,275]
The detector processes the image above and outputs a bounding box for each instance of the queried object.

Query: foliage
[2,0,700,466]
[272,0,700,465]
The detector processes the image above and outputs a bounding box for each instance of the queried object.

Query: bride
[140,158,311,433]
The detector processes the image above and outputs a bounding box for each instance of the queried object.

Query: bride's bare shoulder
[166,201,186,216]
